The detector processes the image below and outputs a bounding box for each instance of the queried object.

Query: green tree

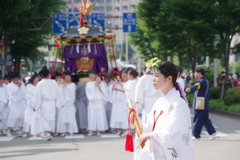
[0,0,66,73]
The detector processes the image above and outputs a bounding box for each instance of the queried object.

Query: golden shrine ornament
[78,27,89,34]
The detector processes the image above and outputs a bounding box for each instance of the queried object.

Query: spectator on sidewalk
[185,68,218,140]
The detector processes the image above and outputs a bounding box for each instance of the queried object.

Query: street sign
[52,13,67,34]
[6,55,12,62]
[91,13,105,31]
[115,44,121,53]
[5,66,12,72]
[69,10,80,27]
[123,13,137,33]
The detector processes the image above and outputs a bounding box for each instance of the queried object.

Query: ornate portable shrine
[56,0,117,82]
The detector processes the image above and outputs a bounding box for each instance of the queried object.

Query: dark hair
[195,68,205,76]
[122,67,133,74]
[128,69,139,78]
[176,66,183,74]
[159,61,178,85]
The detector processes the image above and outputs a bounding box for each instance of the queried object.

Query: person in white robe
[104,76,114,132]
[52,71,63,136]
[6,72,26,137]
[110,73,128,135]
[176,66,185,90]
[57,72,78,136]
[130,60,196,160]
[124,69,139,109]
[75,82,88,132]
[0,75,9,135]
[135,68,162,124]
[86,70,108,136]
[23,72,40,137]
[32,66,64,141]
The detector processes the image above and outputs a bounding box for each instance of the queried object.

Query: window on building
[131,5,136,10]
[123,6,128,11]
[107,6,112,11]
[99,6,104,11]
[115,7,120,12]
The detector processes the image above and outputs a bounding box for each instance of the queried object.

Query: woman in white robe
[33,66,64,141]
[130,60,196,160]
[7,72,26,137]
[86,70,108,136]
[57,72,78,136]
[0,76,9,135]
[75,82,88,131]
[110,74,128,135]
[135,68,161,124]
[23,73,40,137]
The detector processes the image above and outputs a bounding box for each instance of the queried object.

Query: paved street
[0,111,240,160]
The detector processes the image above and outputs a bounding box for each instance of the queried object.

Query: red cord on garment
[152,110,163,131]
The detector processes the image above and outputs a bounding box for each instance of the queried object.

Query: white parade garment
[176,77,185,91]
[57,83,78,133]
[109,82,128,129]
[32,79,64,132]
[7,82,26,128]
[105,81,113,129]
[0,84,9,130]
[75,82,88,130]
[124,79,138,108]
[86,81,108,131]
[138,88,196,160]
[135,74,162,124]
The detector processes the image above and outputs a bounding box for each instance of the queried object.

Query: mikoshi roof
[58,21,114,44]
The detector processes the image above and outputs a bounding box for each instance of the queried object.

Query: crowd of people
[0,65,163,141]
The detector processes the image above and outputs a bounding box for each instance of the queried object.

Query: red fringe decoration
[125,111,134,152]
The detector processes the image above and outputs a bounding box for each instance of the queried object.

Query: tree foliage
[130,0,240,76]
[0,0,66,72]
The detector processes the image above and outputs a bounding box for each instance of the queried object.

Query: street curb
[209,109,240,120]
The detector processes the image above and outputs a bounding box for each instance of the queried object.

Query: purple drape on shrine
[93,56,109,73]
[62,44,107,58]
[62,44,108,73]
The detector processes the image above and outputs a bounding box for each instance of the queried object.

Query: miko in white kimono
[57,72,78,136]
[0,75,9,135]
[23,72,40,137]
[130,59,196,160]
[124,69,138,109]
[75,82,88,132]
[110,73,128,135]
[7,72,26,137]
[86,70,108,136]
[135,68,161,124]
[33,66,64,141]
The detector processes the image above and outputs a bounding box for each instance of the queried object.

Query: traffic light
[19,64,23,67]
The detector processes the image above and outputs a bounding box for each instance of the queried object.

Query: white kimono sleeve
[149,101,190,160]
[135,78,144,109]
[32,84,42,111]
[99,82,109,102]
[86,82,96,101]
[55,83,64,109]
[8,83,21,103]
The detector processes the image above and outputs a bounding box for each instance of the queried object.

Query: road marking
[201,131,229,137]
[101,134,120,138]
[0,136,15,141]
[65,135,84,139]
[28,137,45,140]
[235,130,240,134]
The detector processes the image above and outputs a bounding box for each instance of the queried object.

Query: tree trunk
[14,55,21,73]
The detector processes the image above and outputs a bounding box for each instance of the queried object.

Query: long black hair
[158,61,178,85]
